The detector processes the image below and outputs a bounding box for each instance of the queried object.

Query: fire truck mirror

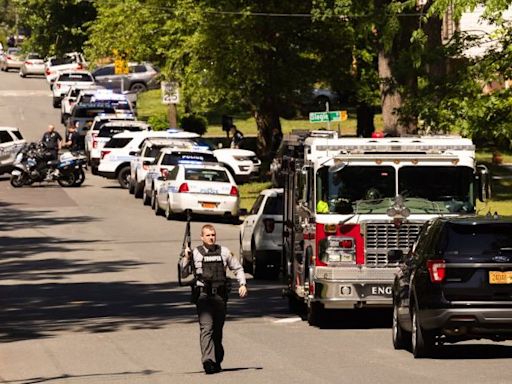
[476,164,491,202]
[328,161,347,173]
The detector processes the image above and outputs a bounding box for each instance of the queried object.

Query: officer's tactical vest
[197,245,226,288]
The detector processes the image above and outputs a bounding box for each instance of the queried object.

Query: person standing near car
[229,125,244,149]
[42,124,63,160]
[180,224,248,374]
[63,123,80,152]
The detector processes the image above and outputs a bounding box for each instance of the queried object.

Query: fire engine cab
[281,130,491,325]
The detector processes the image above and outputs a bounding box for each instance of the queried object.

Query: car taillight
[25,61,32,65]
[263,218,275,233]
[6,55,12,60]
[427,260,446,283]
[45,68,51,76]
[92,139,97,149]
[100,150,111,159]
[178,183,189,193]
[230,186,239,196]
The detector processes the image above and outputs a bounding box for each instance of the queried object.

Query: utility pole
[14,6,19,46]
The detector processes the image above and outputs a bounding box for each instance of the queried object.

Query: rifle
[177,210,195,286]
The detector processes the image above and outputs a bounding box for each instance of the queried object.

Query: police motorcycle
[10,142,87,188]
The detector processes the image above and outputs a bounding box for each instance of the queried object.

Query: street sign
[309,111,342,123]
[161,81,180,104]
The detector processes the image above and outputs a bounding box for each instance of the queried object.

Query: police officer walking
[180,224,247,374]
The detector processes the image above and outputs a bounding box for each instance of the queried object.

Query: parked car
[0,47,23,72]
[51,70,95,108]
[240,188,283,279]
[155,163,240,222]
[129,137,194,200]
[0,127,26,174]
[19,53,45,77]
[91,62,160,92]
[45,52,87,86]
[89,120,150,175]
[97,130,195,188]
[60,84,104,126]
[142,148,217,205]
[392,216,512,358]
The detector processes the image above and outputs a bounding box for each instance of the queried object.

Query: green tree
[16,0,96,55]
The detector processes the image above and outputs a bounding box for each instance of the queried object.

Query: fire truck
[281,130,491,325]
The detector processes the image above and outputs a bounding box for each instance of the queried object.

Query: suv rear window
[98,125,144,137]
[162,152,217,166]
[185,169,229,182]
[58,73,93,82]
[442,222,512,256]
[74,107,116,118]
[49,56,76,66]
[263,194,284,215]
[104,138,132,148]
[12,131,23,140]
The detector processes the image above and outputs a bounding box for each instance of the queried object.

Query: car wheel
[52,97,61,108]
[117,166,131,189]
[154,198,163,216]
[307,301,323,327]
[91,166,98,176]
[142,188,151,206]
[19,70,25,78]
[151,191,157,210]
[411,306,435,358]
[164,202,174,220]
[392,299,411,350]
[130,82,147,92]
[62,114,71,127]
[128,178,135,194]
[134,180,144,198]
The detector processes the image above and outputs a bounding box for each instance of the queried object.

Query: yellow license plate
[489,271,512,284]
[201,202,217,209]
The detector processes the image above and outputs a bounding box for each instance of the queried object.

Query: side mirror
[387,249,404,263]
[477,164,491,201]
[142,160,151,166]
[239,208,248,216]
[129,150,139,156]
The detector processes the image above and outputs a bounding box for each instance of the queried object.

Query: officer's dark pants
[196,293,226,365]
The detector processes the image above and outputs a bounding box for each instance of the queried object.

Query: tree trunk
[356,102,375,137]
[378,50,402,136]
[254,106,281,158]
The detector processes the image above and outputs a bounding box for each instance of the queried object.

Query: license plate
[201,202,217,209]
[489,271,512,284]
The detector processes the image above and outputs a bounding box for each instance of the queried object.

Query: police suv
[0,127,26,175]
[97,130,197,189]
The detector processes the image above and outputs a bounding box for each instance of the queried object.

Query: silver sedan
[0,47,23,72]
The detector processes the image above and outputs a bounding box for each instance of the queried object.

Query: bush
[148,113,169,131]
[180,113,208,135]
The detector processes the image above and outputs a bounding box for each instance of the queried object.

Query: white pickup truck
[45,52,87,87]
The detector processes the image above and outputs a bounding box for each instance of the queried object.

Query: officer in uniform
[180,224,247,374]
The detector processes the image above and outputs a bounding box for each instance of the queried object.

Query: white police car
[143,148,217,207]
[240,188,283,279]
[154,162,240,222]
[0,127,26,175]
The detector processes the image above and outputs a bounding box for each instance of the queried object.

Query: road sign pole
[168,104,177,129]
[326,101,330,131]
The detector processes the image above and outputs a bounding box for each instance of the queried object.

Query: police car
[130,137,194,199]
[0,127,26,175]
[98,130,198,188]
[240,188,283,279]
[154,162,240,222]
[142,148,217,207]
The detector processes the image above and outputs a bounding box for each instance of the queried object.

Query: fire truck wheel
[288,295,305,315]
[307,302,324,327]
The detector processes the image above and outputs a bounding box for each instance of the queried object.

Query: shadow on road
[435,343,512,359]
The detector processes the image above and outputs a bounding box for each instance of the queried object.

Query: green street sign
[309,111,342,123]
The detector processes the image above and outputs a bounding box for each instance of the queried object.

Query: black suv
[392,216,512,358]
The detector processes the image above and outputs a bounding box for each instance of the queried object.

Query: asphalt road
[1,70,512,384]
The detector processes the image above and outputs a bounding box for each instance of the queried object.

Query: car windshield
[399,166,475,213]
[263,194,284,215]
[316,165,395,214]
[316,164,475,215]
[162,152,217,165]
[27,53,41,60]
[192,138,216,151]
[185,169,230,182]
[58,73,93,82]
